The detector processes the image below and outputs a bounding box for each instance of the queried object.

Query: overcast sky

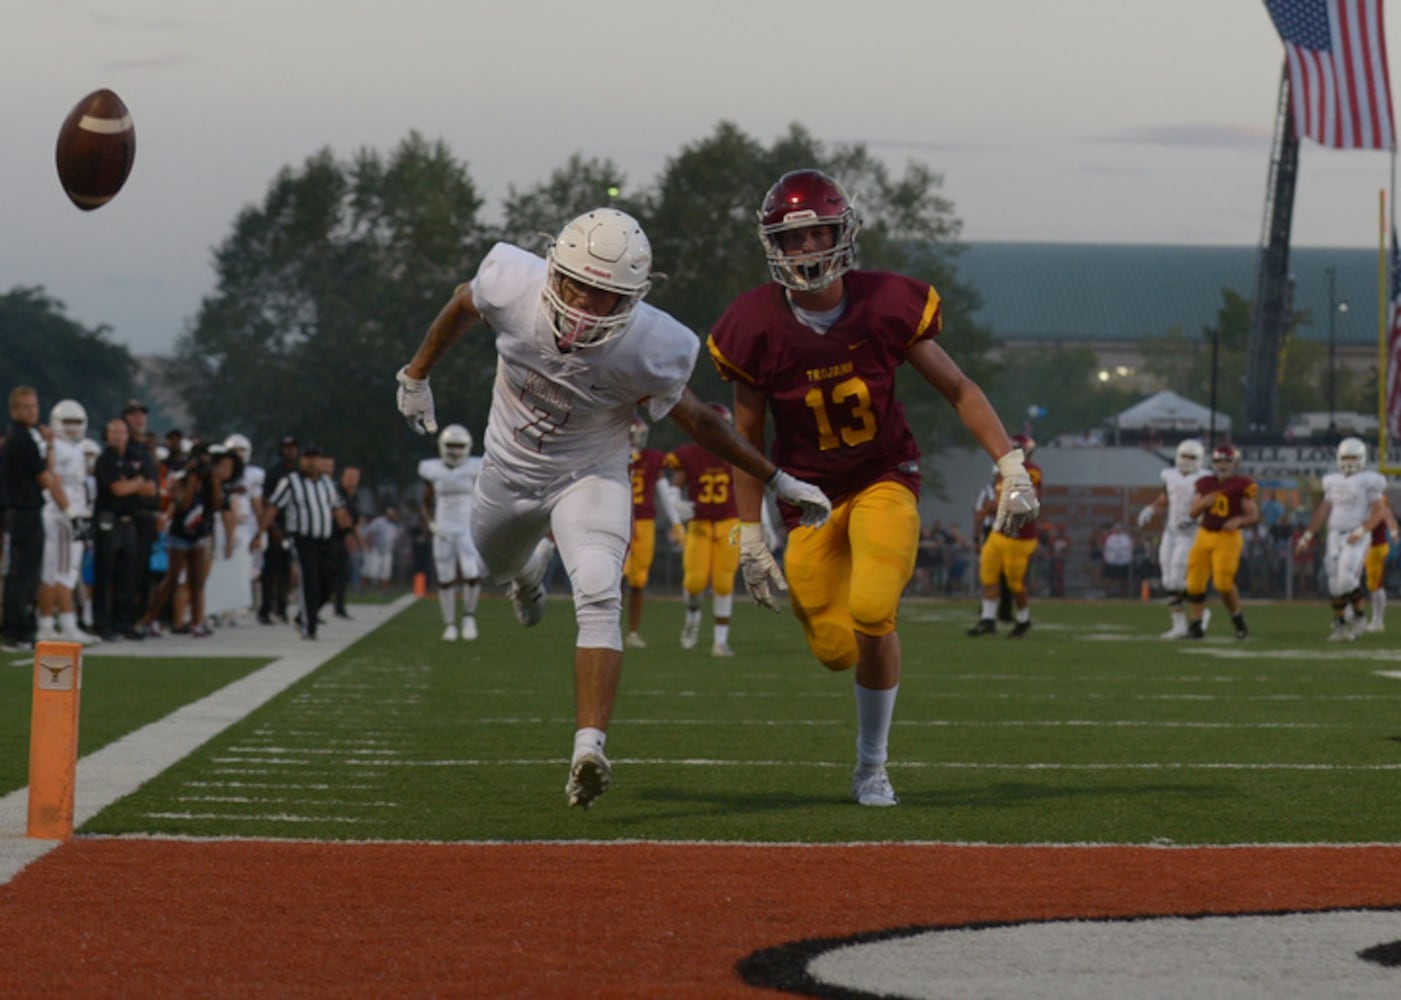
[5,0,1400,356]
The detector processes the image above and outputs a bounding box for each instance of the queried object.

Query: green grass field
[24,595,1395,847]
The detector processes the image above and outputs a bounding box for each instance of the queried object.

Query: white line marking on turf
[0,595,417,886]
[292,757,1401,772]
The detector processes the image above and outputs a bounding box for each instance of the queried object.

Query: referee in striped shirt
[253,443,348,639]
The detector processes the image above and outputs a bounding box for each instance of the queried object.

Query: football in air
[54,89,136,211]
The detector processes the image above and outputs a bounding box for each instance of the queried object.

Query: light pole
[1326,266,1349,436]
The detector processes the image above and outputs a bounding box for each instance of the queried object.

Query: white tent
[1111,390,1231,434]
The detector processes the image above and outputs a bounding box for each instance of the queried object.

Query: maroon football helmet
[757,169,860,292]
[1211,443,1239,476]
[1011,433,1036,459]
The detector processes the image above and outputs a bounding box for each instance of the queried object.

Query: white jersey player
[38,399,98,643]
[224,434,266,583]
[419,423,485,641]
[395,208,830,810]
[1297,437,1388,640]
[1138,439,1208,638]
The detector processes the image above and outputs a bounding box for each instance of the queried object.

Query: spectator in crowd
[258,435,300,624]
[1101,522,1134,598]
[121,400,160,622]
[223,434,264,618]
[331,464,362,618]
[2,386,69,651]
[92,417,157,640]
[361,506,400,593]
[1049,523,1071,597]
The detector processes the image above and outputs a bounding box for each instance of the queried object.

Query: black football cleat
[1186,621,1205,640]
[1007,621,1032,640]
[967,619,996,637]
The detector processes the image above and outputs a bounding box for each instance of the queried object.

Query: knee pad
[806,620,858,672]
[572,563,623,650]
[1186,592,1207,605]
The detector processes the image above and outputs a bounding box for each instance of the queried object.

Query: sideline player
[968,433,1042,638]
[708,169,1036,807]
[623,416,689,649]
[667,404,742,657]
[395,207,831,810]
[1185,443,1259,640]
[37,399,96,643]
[1137,438,1207,638]
[1363,497,1398,632]
[1295,437,1388,641]
[420,423,484,641]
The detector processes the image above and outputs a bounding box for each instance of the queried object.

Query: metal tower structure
[1243,64,1300,436]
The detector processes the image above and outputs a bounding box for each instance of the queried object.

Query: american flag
[1263,0,1395,150]
[1387,228,1401,444]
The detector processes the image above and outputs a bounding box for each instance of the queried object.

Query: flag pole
[1380,186,1388,467]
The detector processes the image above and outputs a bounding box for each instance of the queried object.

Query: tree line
[3,121,1360,500]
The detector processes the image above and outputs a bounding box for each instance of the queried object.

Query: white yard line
[0,596,415,885]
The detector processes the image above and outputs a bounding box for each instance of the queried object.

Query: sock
[438,587,455,625]
[1373,589,1386,624]
[714,623,730,646]
[685,594,702,615]
[463,582,480,616]
[1016,606,1030,624]
[980,599,997,621]
[1170,610,1185,631]
[59,611,79,635]
[854,682,898,769]
[573,727,606,761]
[685,606,701,625]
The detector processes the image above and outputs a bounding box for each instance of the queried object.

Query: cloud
[1095,124,1270,149]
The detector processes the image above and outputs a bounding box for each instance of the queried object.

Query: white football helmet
[542,208,654,349]
[224,433,252,460]
[1337,436,1367,475]
[50,399,87,443]
[629,417,648,450]
[1175,438,1204,474]
[438,423,472,467]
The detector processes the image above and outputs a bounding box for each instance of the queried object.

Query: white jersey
[470,242,698,491]
[231,465,266,534]
[42,436,90,517]
[1322,470,1386,534]
[1160,467,1206,534]
[419,456,482,533]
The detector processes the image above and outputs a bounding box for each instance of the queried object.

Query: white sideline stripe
[142,812,372,824]
[0,596,416,885]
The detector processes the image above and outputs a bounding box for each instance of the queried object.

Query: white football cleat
[1349,616,1367,640]
[1326,622,1353,642]
[680,617,700,651]
[509,538,554,628]
[711,641,734,658]
[565,750,612,810]
[460,616,478,641]
[1160,626,1187,640]
[624,631,647,649]
[851,766,899,807]
[1200,609,1211,634]
[1364,620,1384,634]
[441,624,459,642]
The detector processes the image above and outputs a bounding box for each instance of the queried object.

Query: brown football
[54,89,136,211]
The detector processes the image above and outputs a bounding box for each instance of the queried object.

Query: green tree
[497,154,631,248]
[173,133,492,495]
[986,344,1136,443]
[0,286,137,421]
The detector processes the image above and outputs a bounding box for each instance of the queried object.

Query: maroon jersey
[707,270,939,526]
[665,443,738,521]
[1194,475,1258,531]
[1372,521,1389,546]
[630,448,666,520]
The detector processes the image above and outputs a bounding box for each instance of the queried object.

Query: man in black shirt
[121,399,160,621]
[92,417,157,640]
[330,464,362,618]
[2,386,70,651]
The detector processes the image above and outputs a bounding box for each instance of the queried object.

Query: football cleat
[851,766,899,807]
[1160,625,1188,640]
[1233,617,1249,641]
[460,616,478,641]
[1007,621,1032,640]
[1326,622,1353,643]
[565,750,612,810]
[509,539,554,628]
[441,624,459,642]
[1364,620,1384,633]
[1348,616,1367,640]
[1186,621,1205,640]
[680,616,700,650]
[711,641,734,658]
[624,631,647,649]
[967,619,995,637]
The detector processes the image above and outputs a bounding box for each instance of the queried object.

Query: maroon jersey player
[665,425,741,656]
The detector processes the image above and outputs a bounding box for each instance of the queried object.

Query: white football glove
[1137,504,1154,528]
[1294,529,1314,555]
[736,521,788,612]
[1346,527,1367,546]
[992,448,1038,535]
[766,470,831,528]
[395,366,438,435]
